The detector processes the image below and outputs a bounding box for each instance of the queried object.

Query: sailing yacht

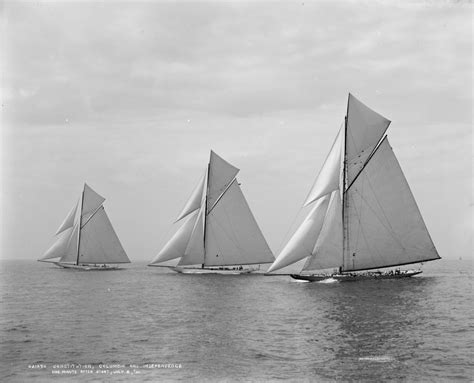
[38,183,130,270]
[267,93,440,281]
[148,151,274,274]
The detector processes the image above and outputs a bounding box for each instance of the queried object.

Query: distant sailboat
[38,183,130,270]
[267,94,440,281]
[149,151,274,274]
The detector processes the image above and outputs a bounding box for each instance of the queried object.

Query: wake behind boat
[267,93,440,282]
[38,183,130,270]
[148,151,275,274]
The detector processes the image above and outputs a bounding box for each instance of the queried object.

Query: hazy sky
[1,1,472,262]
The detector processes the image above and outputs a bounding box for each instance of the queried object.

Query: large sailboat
[38,183,130,270]
[148,151,274,274]
[267,94,440,281]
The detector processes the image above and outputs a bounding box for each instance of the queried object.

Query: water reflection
[310,277,436,381]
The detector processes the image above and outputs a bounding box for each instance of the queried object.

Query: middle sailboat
[149,151,274,274]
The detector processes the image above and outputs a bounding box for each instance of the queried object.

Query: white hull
[172,266,256,275]
[54,262,121,271]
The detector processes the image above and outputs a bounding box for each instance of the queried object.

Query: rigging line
[207,178,237,215]
[347,191,380,269]
[351,176,406,250]
[81,205,105,229]
[210,207,245,254]
[364,160,402,242]
[346,133,391,192]
[348,177,363,252]
[363,162,427,253]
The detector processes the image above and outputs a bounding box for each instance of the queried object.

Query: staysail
[175,173,206,222]
[267,194,330,273]
[268,93,439,274]
[150,151,274,268]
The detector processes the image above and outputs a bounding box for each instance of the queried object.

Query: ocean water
[0,259,472,382]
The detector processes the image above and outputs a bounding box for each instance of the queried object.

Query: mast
[342,95,349,272]
[202,162,210,269]
[76,186,85,265]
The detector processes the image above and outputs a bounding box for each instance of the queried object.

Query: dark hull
[291,270,422,282]
[334,270,422,281]
[290,274,331,282]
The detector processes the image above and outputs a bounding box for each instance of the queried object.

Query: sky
[1,0,472,262]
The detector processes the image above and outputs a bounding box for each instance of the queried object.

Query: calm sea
[0,259,472,382]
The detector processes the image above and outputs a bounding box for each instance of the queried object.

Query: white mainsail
[78,207,130,264]
[343,138,440,271]
[150,151,274,268]
[205,180,274,266]
[268,93,440,274]
[39,183,130,265]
